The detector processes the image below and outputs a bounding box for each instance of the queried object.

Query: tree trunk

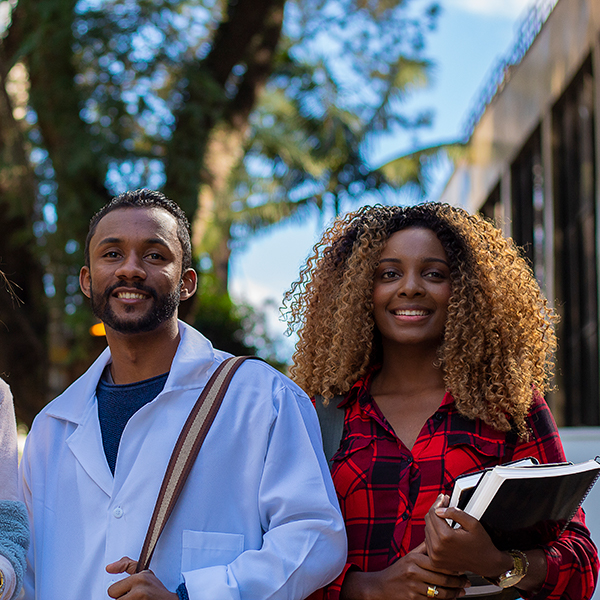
[0,55,49,425]
[165,0,285,221]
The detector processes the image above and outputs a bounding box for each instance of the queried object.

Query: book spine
[560,460,600,536]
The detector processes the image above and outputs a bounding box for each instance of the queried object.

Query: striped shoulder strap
[136,355,260,572]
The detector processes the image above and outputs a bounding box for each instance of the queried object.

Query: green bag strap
[314,395,345,469]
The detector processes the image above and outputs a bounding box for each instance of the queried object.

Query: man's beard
[89,280,181,334]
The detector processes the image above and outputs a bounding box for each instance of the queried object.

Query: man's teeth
[117,292,146,299]
[393,309,428,316]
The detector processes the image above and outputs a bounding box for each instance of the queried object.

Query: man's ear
[180,268,198,301]
[80,266,92,299]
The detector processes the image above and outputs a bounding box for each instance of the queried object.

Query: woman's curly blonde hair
[283,203,557,436]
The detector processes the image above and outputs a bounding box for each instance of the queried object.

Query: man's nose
[115,254,146,280]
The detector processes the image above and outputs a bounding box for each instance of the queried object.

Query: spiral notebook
[450,457,600,597]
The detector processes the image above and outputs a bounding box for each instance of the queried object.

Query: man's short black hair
[85,189,193,270]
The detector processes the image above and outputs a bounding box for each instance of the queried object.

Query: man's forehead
[92,206,179,241]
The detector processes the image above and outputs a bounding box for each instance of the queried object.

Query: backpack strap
[314,395,345,469]
[136,355,261,572]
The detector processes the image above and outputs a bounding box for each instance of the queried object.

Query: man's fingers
[106,556,139,575]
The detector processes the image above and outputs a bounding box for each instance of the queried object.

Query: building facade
[441,0,600,429]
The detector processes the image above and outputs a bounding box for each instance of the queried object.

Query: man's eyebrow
[97,237,122,246]
[96,236,169,248]
[379,257,450,266]
[146,237,170,248]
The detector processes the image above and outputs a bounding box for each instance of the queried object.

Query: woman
[0,272,30,600]
[284,203,598,600]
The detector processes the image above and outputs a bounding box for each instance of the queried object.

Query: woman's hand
[424,494,511,578]
[426,495,548,594]
[340,542,470,600]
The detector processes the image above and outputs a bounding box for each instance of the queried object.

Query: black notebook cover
[475,463,600,550]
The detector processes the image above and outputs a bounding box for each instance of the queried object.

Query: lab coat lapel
[48,347,115,497]
[66,397,114,497]
[47,323,218,499]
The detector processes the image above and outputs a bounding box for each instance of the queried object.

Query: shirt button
[434,412,444,421]
[113,507,124,519]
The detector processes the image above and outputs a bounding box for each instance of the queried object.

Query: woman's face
[372,226,452,352]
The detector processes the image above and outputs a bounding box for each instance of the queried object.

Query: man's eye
[147,253,163,260]
[103,251,120,259]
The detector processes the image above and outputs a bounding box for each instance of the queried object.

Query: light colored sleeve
[17,431,34,600]
[0,381,29,600]
[0,381,18,502]
[183,382,347,600]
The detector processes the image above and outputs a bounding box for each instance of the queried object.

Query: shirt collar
[339,365,456,413]
[338,365,380,408]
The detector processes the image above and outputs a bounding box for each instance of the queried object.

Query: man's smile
[114,291,149,300]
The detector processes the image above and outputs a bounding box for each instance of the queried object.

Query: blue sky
[230,0,540,359]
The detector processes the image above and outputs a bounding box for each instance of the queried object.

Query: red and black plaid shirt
[317,369,599,600]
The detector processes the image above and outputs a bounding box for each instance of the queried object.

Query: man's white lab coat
[19,322,346,600]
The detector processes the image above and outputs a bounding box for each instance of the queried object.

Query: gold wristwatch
[490,550,529,589]
[0,567,5,595]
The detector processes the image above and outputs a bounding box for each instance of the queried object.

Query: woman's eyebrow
[379,257,449,266]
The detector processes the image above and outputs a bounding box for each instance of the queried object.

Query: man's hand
[106,557,179,600]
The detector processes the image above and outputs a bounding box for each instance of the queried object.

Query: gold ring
[426,585,439,598]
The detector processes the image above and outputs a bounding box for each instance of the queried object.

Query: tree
[0,0,439,424]
[193,1,439,292]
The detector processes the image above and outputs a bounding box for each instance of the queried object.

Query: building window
[552,55,599,426]
[480,184,501,225]
[510,127,545,286]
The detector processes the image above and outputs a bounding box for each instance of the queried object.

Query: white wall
[560,428,600,598]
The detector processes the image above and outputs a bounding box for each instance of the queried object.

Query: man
[19,189,346,600]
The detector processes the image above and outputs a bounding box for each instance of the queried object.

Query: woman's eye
[425,271,445,279]
[381,270,399,279]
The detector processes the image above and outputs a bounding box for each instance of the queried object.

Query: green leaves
[0,0,444,419]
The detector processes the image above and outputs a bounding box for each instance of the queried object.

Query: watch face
[497,572,525,589]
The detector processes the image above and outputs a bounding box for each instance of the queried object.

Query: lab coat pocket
[181,530,245,571]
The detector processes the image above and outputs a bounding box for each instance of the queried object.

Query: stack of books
[448,457,600,597]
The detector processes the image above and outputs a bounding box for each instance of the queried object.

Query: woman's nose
[398,271,424,296]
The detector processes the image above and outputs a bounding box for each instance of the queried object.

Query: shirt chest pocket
[181,530,245,571]
[443,431,508,493]
[331,435,376,496]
